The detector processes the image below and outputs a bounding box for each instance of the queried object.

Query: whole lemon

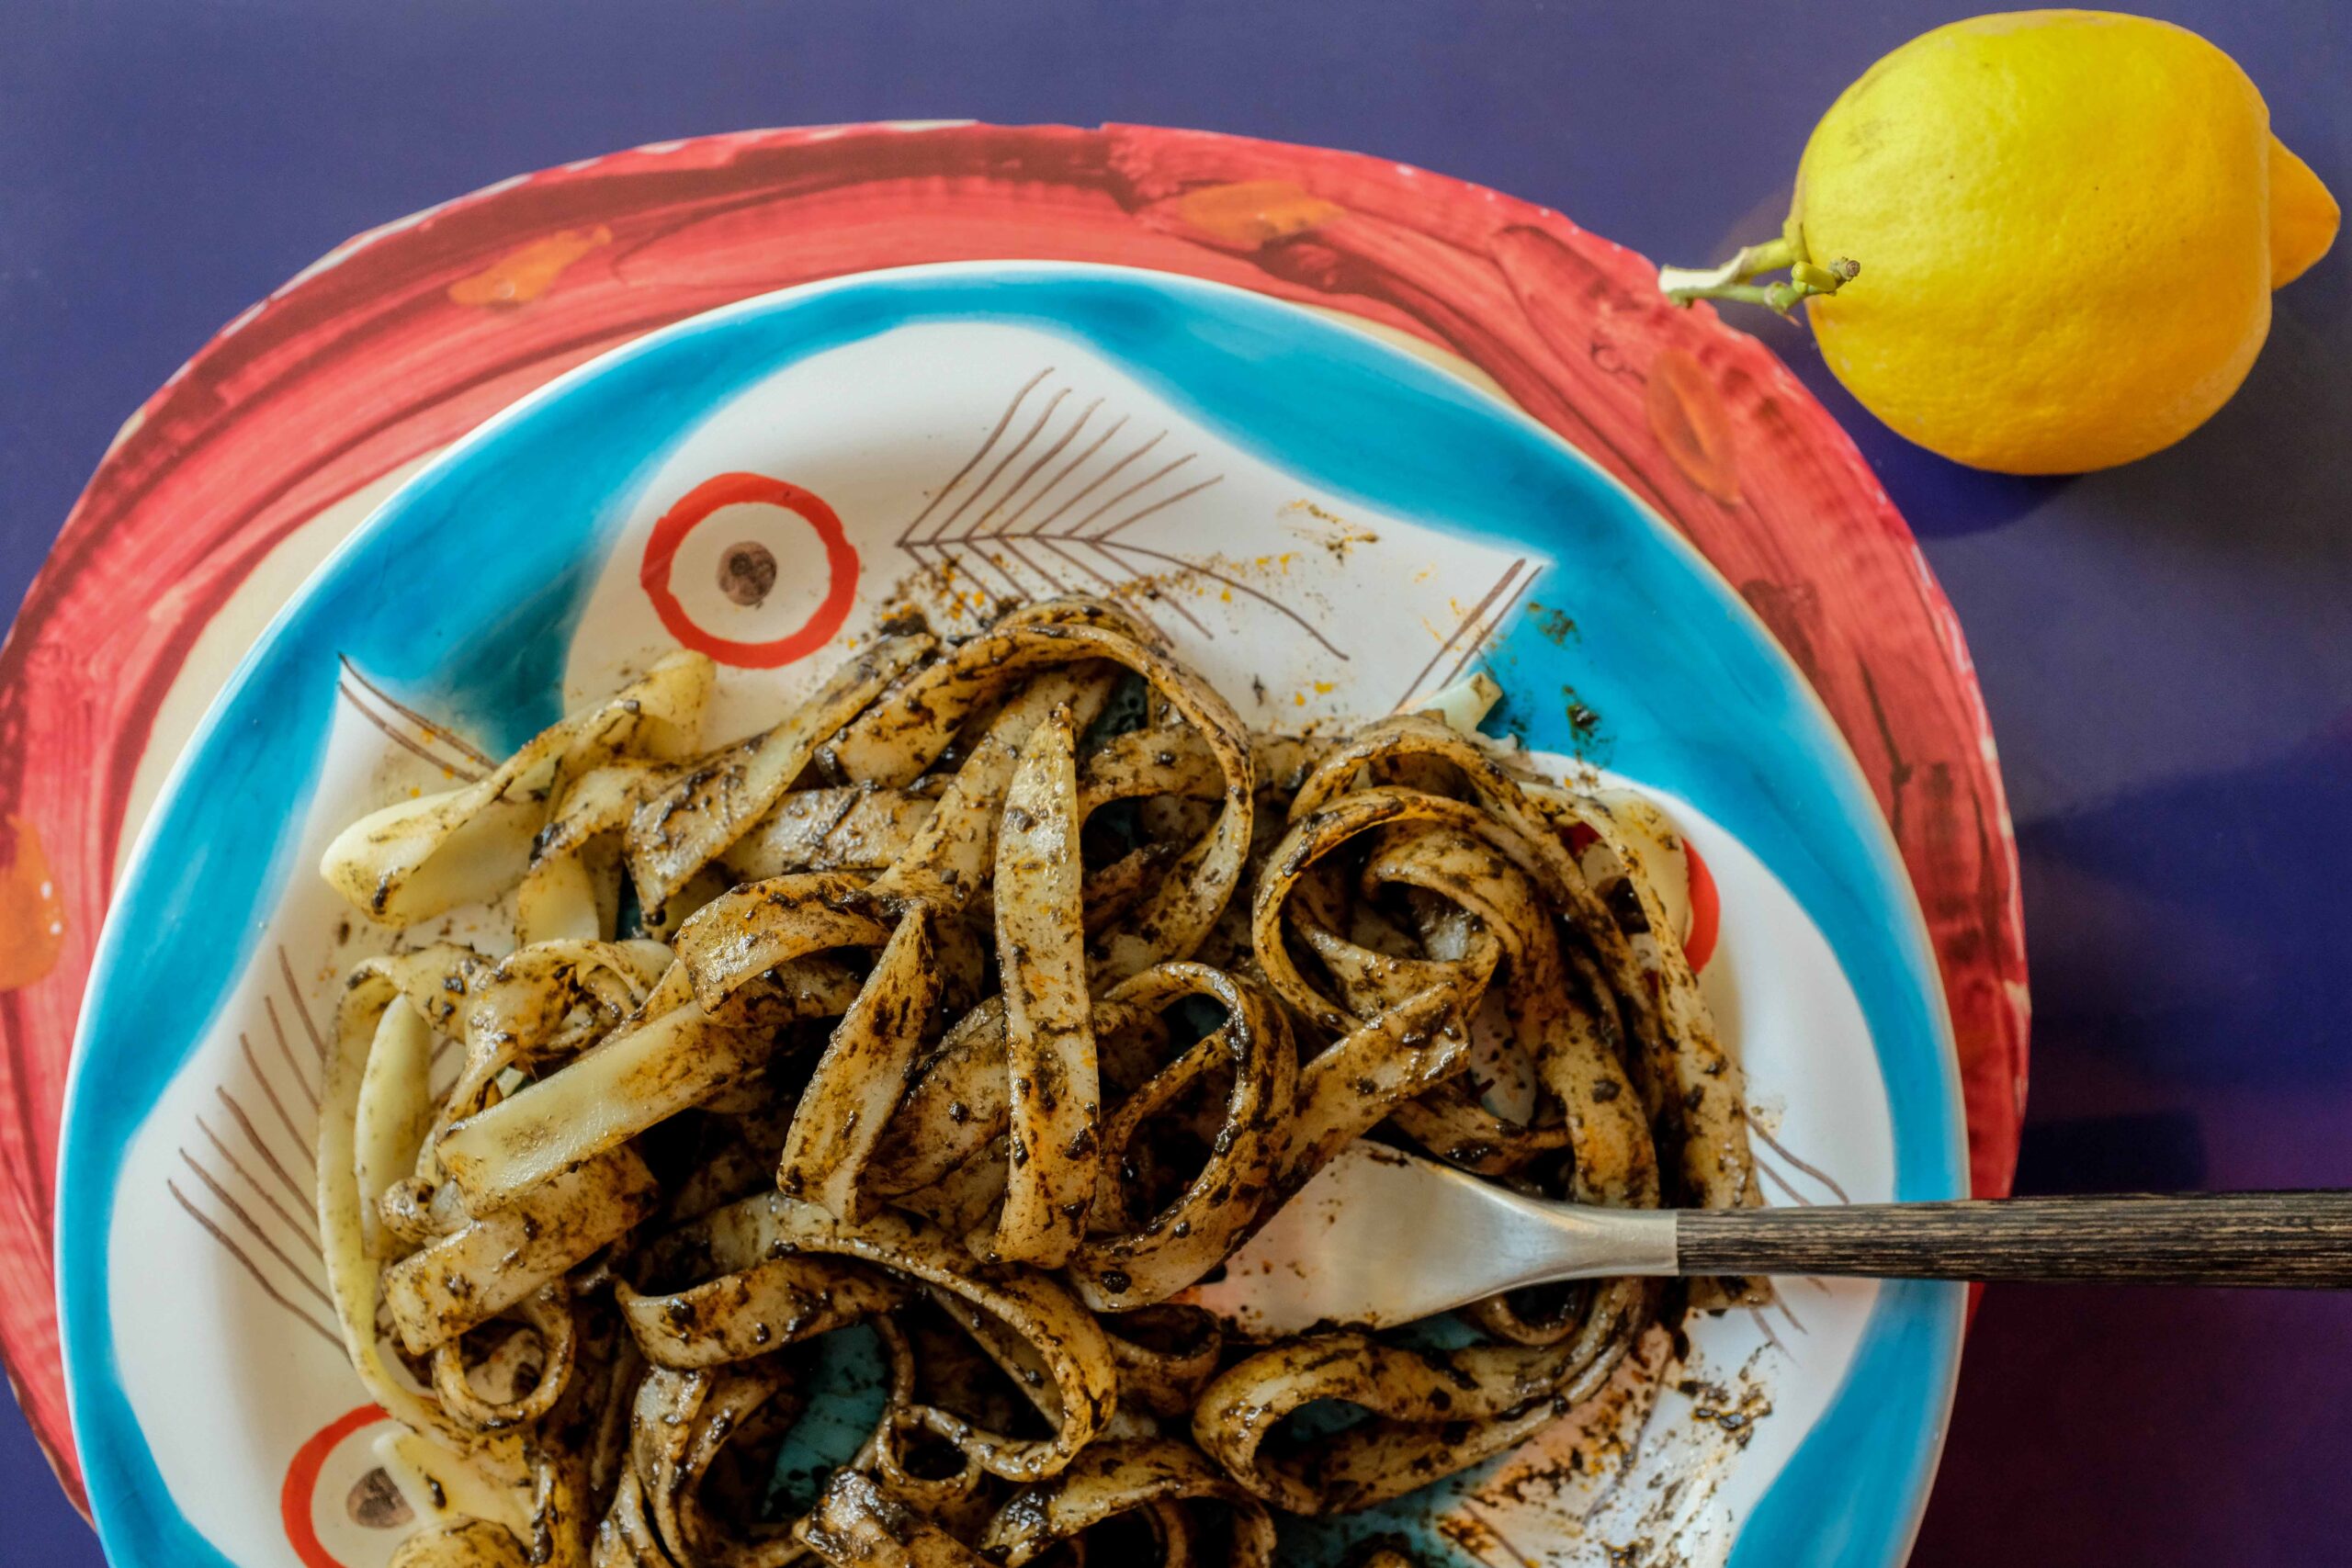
[1771,12,2335,474]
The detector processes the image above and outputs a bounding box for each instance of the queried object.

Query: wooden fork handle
[1676,1192,2352,1288]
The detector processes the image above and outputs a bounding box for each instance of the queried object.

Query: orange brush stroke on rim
[447,224,613,307]
[0,816,63,991]
[1645,348,1742,505]
[1166,180,1345,248]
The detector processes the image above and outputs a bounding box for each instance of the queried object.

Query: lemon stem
[1658,234,1859,316]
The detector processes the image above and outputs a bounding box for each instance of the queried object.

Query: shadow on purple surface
[2020,727,2352,1085]
[2014,1112,2208,1195]
[1915,1282,2352,1566]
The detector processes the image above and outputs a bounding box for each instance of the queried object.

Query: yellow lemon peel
[1660,10,2338,474]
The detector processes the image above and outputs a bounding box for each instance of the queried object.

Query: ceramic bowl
[59,262,1963,1568]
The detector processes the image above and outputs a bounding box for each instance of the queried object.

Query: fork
[1185,1142,2352,1336]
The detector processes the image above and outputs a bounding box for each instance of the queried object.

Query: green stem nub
[1658,235,1859,316]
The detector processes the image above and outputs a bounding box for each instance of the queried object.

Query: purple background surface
[5,3,2349,1563]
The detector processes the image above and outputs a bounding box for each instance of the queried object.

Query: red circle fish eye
[639,472,860,668]
[281,1404,390,1568]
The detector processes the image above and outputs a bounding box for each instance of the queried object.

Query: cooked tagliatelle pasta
[318,597,1766,1567]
